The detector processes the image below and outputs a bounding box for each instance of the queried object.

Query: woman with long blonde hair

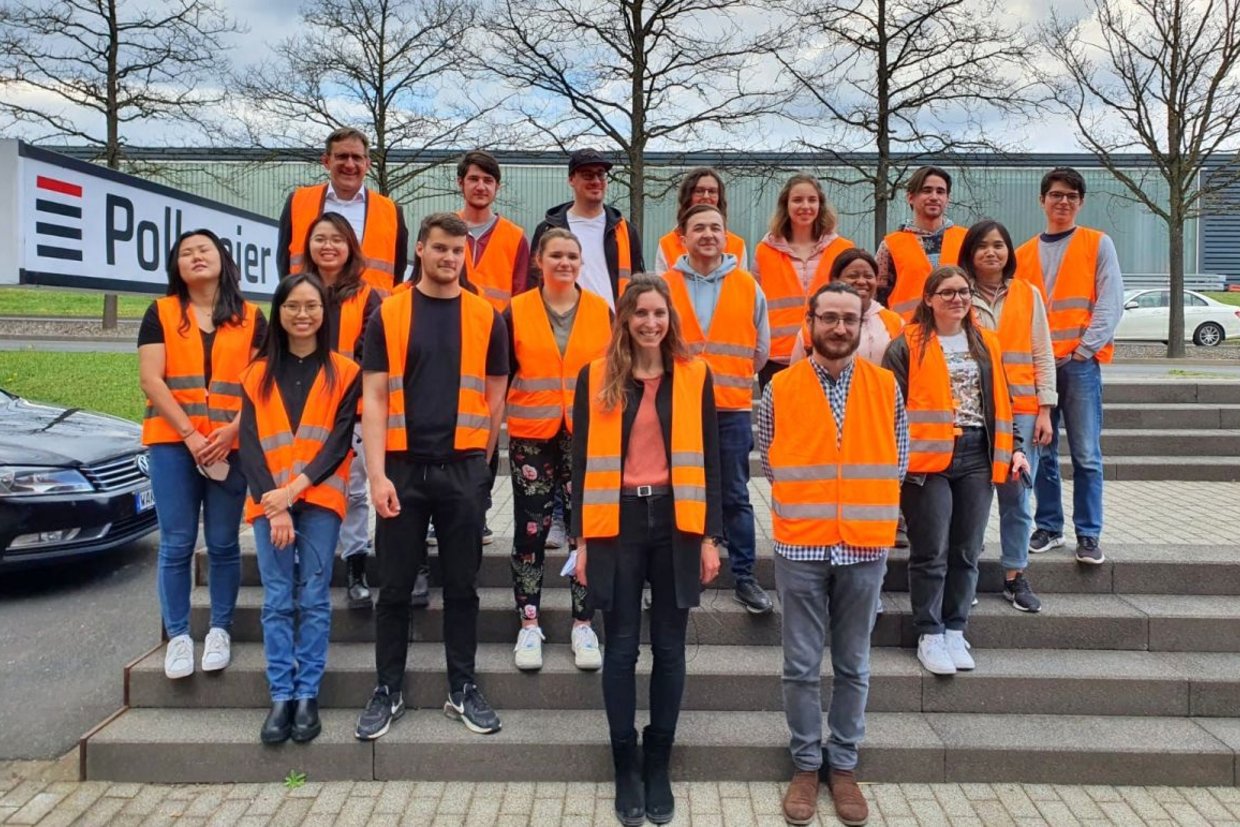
[571,273,722,826]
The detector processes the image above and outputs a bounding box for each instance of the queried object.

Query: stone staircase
[79,381,1240,785]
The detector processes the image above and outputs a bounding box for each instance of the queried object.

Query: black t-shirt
[138,302,268,387]
[362,290,508,462]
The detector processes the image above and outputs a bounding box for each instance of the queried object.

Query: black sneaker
[355,686,404,741]
[1075,536,1105,565]
[444,683,502,734]
[410,565,430,609]
[1029,528,1065,554]
[482,525,494,545]
[346,555,372,610]
[1002,573,1043,613]
[734,580,774,615]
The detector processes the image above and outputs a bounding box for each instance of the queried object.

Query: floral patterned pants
[509,427,591,621]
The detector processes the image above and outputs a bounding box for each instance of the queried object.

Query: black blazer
[570,360,723,610]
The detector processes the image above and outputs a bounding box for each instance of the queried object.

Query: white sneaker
[917,633,957,675]
[164,634,194,680]
[545,518,566,550]
[571,624,603,671]
[513,626,545,671]
[201,627,231,672]
[944,630,975,671]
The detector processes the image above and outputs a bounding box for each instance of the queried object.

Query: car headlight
[0,466,94,496]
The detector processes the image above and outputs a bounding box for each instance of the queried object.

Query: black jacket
[881,329,1025,477]
[570,361,722,610]
[529,201,645,298]
[275,186,410,285]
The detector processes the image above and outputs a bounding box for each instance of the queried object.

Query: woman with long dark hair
[298,212,383,609]
[239,272,361,744]
[572,273,722,825]
[882,266,1029,676]
[753,173,855,387]
[138,229,266,681]
[959,219,1056,612]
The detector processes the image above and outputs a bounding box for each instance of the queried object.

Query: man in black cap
[529,148,645,310]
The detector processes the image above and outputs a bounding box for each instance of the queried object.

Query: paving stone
[336,797,377,826]
[1118,786,1172,821]
[534,780,567,798]
[435,781,474,814]
[500,783,534,814]
[429,815,465,827]
[307,780,353,814]
[994,784,1040,819]
[0,781,44,809]
[690,814,725,827]
[1179,786,1236,820]
[464,794,501,826]
[875,785,914,816]
[243,785,287,816]
[268,797,313,827]
[6,790,67,825]
[1054,788,1105,821]
[69,795,127,827]
[205,799,251,825]
[1163,802,1213,826]
[749,781,783,815]
[531,797,563,822]
[120,785,168,816]
[375,781,415,814]
[690,781,722,814]
[718,780,750,799]
[722,803,758,826]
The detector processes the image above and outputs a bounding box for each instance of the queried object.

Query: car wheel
[1193,322,1224,347]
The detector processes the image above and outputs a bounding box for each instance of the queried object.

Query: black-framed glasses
[932,289,973,300]
[810,312,862,328]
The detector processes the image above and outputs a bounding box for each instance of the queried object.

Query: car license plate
[135,487,156,512]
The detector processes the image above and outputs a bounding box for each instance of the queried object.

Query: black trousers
[601,495,690,741]
[375,455,487,694]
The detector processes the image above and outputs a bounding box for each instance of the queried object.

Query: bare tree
[235,0,483,198]
[1042,0,1240,357]
[775,0,1038,246]
[480,0,788,232]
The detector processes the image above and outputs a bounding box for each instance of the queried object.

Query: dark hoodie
[528,201,645,299]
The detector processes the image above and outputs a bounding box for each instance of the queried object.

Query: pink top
[622,376,670,487]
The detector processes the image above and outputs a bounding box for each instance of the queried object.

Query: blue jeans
[254,507,341,701]
[996,413,1040,571]
[148,442,244,638]
[717,410,756,582]
[776,553,886,772]
[1035,357,1104,540]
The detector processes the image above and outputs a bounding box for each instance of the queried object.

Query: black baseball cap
[568,148,614,174]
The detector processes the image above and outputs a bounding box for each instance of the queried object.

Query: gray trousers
[338,424,370,559]
[775,552,886,773]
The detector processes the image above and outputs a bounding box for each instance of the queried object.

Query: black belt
[620,484,672,497]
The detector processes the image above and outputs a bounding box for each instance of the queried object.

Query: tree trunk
[1166,204,1186,358]
[873,0,891,247]
[873,159,890,248]
[629,146,645,239]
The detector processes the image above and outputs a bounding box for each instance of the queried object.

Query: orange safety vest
[1014,227,1113,363]
[380,287,494,452]
[754,237,855,361]
[581,358,708,537]
[614,217,634,296]
[663,267,758,411]
[991,278,1040,415]
[768,357,901,547]
[507,288,611,439]
[658,229,746,271]
[901,323,1014,483]
[287,184,401,292]
[463,214,525,312]
[142,297,259,447]
[885,225,967,320]
[240,352,359,522]
[797,304,903,359]
[335,284,374,362]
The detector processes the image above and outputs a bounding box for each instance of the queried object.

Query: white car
[1116,289,1240,346]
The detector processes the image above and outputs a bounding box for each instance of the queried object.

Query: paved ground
[4,755,1240,826]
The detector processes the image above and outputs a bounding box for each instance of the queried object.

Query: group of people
[137,126,1122,827]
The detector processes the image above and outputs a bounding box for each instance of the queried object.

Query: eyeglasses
[330,153,367,164]
[810,312,862,328]
[281,302,323,315]
[692,187,719,197]
[574,170,607,182]
[932,288,973,300]
[1045,191,1082,203]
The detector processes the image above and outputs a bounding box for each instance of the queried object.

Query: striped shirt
[757,357,909,564]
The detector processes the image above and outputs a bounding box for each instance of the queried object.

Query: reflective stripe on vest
[1014,227,1113,363]
[507,288,611,439]
[463,215,525,312]
[581,358,708,537]
[662,267,758,411]
[381,288,494,451]
[755,237,854,361]
[141,297,258,447]
[240,352,359,522]
[288,184,401,292]
[901,323,1014,483]
[658,229,746,272]
[768,358,901,547]
[992,278,1040,414]
[885,226,967,320]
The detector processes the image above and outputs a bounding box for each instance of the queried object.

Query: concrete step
[189,588,1240,652]
[126,642,1240,719]
[81,707,1240,785]
[1055,428,1240,455]
[1103,403,1240,429]
[1100,381,1240,405]
[202,541,1240,596]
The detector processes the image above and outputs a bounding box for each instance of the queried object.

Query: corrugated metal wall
[1199,172,1240,281]
[133,160,1196,274]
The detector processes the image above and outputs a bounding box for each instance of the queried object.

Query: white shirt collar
[325,183,367,204]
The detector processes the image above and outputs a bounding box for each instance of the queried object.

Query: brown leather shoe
[828,769,869,826]
[781,769,819,825]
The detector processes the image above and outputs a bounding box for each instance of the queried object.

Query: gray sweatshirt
[1036,227,1125,362]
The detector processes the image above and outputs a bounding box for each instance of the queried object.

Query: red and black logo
[35,175,83,262]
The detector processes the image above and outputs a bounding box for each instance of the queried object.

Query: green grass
[0,287,150,319]
[0,352,143,421]
[1204,292,1240,307]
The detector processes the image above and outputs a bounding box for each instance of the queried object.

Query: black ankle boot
[260,700,293,744]
[346,555,371,609]
[291,698,321,743]
[642,726,675,824]
[610,731,645,826]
